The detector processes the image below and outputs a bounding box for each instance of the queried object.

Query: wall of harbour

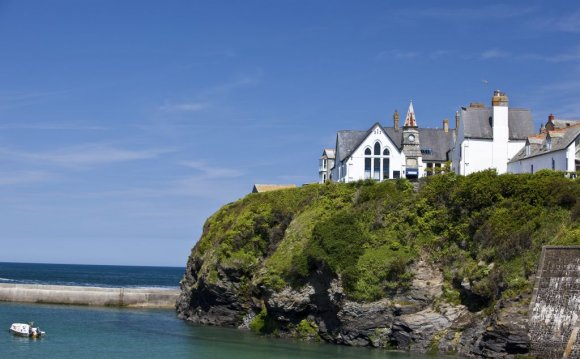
[0,283,179,308]
[529,246,580,358]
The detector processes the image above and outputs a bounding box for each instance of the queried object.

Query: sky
[0,0,579,266]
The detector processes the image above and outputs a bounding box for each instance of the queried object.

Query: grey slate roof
[509,126,580,163]
[321,148,335,159]
[417,128,454,161]
[336,130,371,162]
[384,127,453,162]
[552,119,580,129]
[461,107,534,140]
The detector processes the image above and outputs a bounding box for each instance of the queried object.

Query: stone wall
[529,246,580,358]
[0,283,179,308]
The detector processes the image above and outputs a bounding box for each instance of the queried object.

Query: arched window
[383,147,390,179]
[364,148,371,179]
[373,143,381,179]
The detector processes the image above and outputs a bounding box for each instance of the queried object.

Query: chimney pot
[443,119,449,133]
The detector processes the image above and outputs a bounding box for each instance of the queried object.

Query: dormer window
[525,143,531,156]
[546,137,552,150]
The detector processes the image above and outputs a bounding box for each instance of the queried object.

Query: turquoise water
[0,302,440,358]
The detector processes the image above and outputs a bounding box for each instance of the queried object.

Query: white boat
[9,323,45,338]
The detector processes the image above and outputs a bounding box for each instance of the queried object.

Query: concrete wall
[529,246,580,358]
[0,283,179,308]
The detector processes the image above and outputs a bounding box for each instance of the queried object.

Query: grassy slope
[190,170,580,309]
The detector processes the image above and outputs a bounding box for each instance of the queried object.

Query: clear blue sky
[0,1,579,266]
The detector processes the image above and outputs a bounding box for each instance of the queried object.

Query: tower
[402,101,422,179]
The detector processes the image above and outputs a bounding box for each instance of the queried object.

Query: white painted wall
[566,141,576,172]
[492,105,509,173]
[345,125,404,182]
[507,149,568,174]
[508,140,526,163]
[459,138,494,175]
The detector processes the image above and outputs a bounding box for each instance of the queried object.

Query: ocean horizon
[0,262,185,289]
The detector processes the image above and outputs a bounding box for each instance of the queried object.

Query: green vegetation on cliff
[190,170,580,308]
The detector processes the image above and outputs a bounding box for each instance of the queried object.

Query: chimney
[492,90,509,107]
[393,110,400,131]
[443,119,449,133]
[548,113,555,122]
[455,111,460,130]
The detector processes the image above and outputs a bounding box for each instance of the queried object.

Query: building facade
[319,149,335,183]
[320,90,544,182]
[450,91,535,175]
[508,114,580,174]
[330,102,453,182]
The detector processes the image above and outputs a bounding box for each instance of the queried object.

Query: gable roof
[336,123,399,162]
[321,148,335,159]
[509,125,580,163]
[461,107,534,140]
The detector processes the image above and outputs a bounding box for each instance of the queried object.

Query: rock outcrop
[177,256,531,358]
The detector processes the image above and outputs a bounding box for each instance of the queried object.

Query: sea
[0,262,449,358]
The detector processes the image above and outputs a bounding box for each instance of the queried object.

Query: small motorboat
[9,322,45,338]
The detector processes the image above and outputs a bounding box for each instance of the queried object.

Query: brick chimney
[443,119,449,133]
[455,111,460,130]
[393,110,400,131]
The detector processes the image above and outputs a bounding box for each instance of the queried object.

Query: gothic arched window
[373,143,381,179]
[364,148,371,179]
[382,148,390,179]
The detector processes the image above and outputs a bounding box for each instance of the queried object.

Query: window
[373,158,380,180]
[393,170,400,179]
[364,148,371,179]
[547,137,552,150]
[374,142,381,155]
[421,148,432,155]
[525,144,530,156]
[426,162,433,176]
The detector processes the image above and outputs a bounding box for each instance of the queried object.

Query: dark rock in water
[177,252,532,358]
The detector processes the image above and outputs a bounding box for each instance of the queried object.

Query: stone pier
[0,283,179,308]
[529,246,580,358]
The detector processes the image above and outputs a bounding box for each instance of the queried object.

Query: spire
[404,101,417,127]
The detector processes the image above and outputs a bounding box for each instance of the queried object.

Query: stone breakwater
[529,246,580,358]
[0,283,179,308]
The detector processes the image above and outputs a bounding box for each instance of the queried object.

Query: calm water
[0,263,450,358]
[0,303,441,359]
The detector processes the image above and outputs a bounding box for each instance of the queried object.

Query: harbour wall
[529,246,580,358]
[0,283,179,308]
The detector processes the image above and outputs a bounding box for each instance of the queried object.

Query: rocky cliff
[177,171,580,357]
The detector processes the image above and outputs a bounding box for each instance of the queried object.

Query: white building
[451,91,535,175]
[508,115,580,174]
[319,149,335,183]
[331,102,454,182]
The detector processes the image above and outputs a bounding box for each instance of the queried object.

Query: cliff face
[177,171,580,357]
